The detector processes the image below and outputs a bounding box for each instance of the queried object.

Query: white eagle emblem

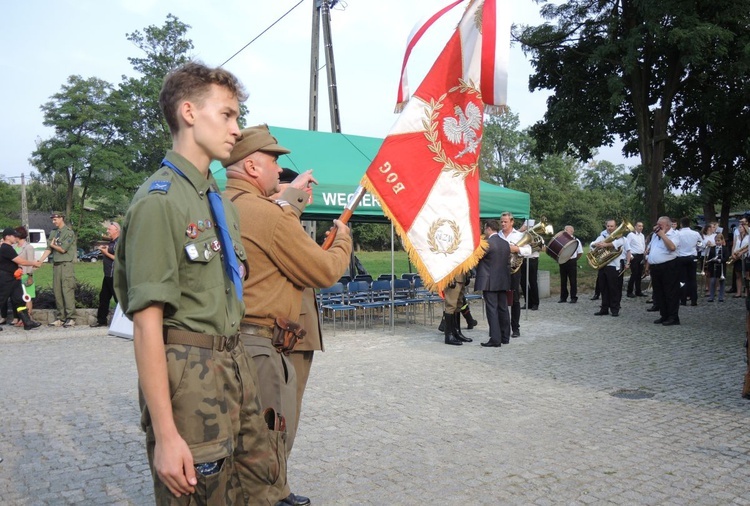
[442,102,482,158]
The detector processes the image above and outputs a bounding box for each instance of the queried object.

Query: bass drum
[546,231,578,264]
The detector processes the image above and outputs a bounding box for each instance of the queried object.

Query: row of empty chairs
[318,274,443,333]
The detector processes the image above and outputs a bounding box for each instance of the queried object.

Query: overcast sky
[0,0,632,181]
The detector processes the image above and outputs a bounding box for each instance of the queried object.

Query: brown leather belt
[163,327,240,352]
[239,322,274,339]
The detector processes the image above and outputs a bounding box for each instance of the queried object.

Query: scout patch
[149,180,171,193]
[205,219,213,229]
[197,220,205,231]
[186,223,198,239]
[210,240,221,252]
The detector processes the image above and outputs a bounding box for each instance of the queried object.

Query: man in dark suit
[474,219,512,347]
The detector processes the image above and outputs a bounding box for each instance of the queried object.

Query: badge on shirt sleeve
[185,243,199,260]
[210,240,221,252]
[205,219,213,229]
[149,181,171,194]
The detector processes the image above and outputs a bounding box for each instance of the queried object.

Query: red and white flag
[361,0,510,291]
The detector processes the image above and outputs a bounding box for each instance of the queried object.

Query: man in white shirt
[676,217,702,306]
[626,222,646,297]
[591,219,625,317]
[559,225,583,303]
[498,212,531,337]
[519,220,540,311]
[647,216,681,325]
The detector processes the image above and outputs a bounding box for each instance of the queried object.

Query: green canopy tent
[210,126,530,221]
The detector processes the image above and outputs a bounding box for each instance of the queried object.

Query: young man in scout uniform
[114,62,284,505]
[39,212,77,327]
[223,125,352,506]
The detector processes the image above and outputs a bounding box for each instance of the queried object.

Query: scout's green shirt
[113,150,247,337]
[47,224,76,263]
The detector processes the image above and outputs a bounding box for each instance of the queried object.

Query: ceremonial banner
[361,0,510,291]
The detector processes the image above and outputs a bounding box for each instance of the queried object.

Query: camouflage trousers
[241,334,298,500]
[142,339,287,505]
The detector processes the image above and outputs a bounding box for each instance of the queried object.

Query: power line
[220,0,306,67]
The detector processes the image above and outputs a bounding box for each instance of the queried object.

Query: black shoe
[511,330,520,338]
[569,298,578,303]
[627,293,635,298]
[646,306,660,312]
[530,305,539,310]
[636,293,645,297]
[611,310,619,317]
[662,319,680,326]
[481,341,501,347]
[653,318,664,324]
[590,295,600,300]
[691,302,697,306]
[466,318,478,329]
[594,310,609,316]
[276,493,311,506]
[445,336,463,346]
[558,299,567,303]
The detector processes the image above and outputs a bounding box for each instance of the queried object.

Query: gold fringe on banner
[361,175,488,293]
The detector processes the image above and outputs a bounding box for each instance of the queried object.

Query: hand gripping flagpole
[321,185,367,250]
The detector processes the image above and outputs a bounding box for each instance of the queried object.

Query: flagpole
[321,185,367,250]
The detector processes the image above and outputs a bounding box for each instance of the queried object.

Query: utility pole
[21,173,28,229]
[7,174,29,229]
[308,0,341,133]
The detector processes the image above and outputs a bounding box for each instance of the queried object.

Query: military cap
[224,125,291,167]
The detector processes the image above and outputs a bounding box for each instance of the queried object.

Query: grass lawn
[33,261,104,289]
[31,248,602,298]
[355,248,601,295]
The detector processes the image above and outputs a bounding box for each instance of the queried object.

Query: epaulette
[274,199,290,208]
[149,180,171,194]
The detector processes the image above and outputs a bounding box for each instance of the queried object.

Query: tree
[31,75,122,225]
[515,0,750,223]
[112,14,194,180]
[479,109,533,187]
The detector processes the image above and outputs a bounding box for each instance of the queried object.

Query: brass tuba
[510,218,554,274]
[586,219,634,269]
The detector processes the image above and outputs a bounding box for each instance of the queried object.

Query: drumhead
[546,231,578,264]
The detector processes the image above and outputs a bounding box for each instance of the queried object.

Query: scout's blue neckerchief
[161,159,243,302]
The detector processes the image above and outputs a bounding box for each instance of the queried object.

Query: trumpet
[728,245,748,266]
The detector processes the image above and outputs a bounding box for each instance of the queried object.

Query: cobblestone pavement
[2,291,749,505]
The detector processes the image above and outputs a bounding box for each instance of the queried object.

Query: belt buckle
[224,333,239,352]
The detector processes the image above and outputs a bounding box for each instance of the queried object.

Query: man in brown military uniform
[273,168,325,447]
[114,62,283,505]
[224,125,352,506]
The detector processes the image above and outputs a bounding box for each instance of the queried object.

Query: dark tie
[207,188,244,302]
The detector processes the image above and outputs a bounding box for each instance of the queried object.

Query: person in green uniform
[39,212,77,327]
[113,62,285,505]
[224,126,352,506]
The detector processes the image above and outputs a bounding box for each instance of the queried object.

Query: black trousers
[600,266,621,313]
[0,272,25,315]
[650,259,680,321]
[559,258,578,301]
[96,276,117,324]
[677,255,698,304]
[627,253,644,295]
